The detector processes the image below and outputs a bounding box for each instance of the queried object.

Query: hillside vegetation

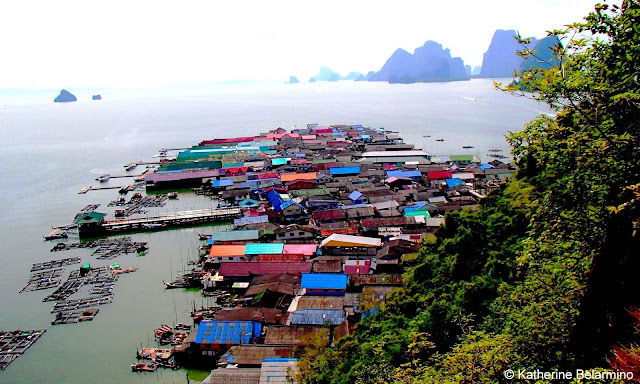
[295,1,640,382]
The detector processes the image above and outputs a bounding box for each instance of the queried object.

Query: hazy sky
[1,0,599,88]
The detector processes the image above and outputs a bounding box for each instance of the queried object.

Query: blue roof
[281,200,304,210]
[404,201,428,213]
[271,158,289,166]
[195,321,261,344]
[329,166,360,176]
[239,198,260,207]
[386,170,422,179]
[267,189,285,211]
[348,190,363,201]
[245,243,284,255]
[290,309,345,325]
[211,179,234,187]
[210,229,260,242]
[479,163,493,170]
[445,178,464,188]
[301,273,348,290]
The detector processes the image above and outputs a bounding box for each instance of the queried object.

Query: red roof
[315,128,333,134]
[257,172,279,179]
[312,209,347,222]
[256,254,305,262]
[427,171,452,180]
[200,137,256,145]
[219,262,312,277]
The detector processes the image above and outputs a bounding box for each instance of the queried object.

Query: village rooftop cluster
[70,124,515,382]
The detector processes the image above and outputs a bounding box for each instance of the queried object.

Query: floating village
[8,124,515,382]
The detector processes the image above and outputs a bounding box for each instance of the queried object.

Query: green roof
[449,155,474,162]
[312,159,336,164]
[74,211,106,224]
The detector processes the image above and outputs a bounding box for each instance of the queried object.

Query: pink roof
[218,262,312,277]
[344,261,371,275]
[301,135,317,140]
[283,244,318,256]
[267,133,301,139]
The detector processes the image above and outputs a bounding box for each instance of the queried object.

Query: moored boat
[131,362,156,372]
[96,174,110,182]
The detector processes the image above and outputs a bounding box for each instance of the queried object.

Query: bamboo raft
[20,269,64,293]
[51,294,113,312]
[31,257,81,272]
[0,329,46,370]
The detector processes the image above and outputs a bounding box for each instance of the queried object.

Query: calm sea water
[0,80,547,383]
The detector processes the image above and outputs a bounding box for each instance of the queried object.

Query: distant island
[309,67,366,82]
[310,66,342,82]
[366,41,469,84]
[92,94,102,100]
[288,76,299,84]
[54,89,77,103]
[478,30,559,78]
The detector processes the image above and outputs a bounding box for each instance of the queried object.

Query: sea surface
[0,79,548,383]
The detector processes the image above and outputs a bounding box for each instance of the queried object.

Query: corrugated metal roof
[362,150,429,157]
[427,171,453,180]
[300,273,348,290]
[445,178,464,188]
[283,244,317,256]
[267,189,285,211]
[234,215,269,226]
[295,296,345,310]
[210,229,260,242]
[245,243,284,255]
[195,321,260,345]
[289,309,345,325]
[451,172,475,180]
[320,234,382,248]
[210,245,247,257]
[220,345,294,366]
[280,172,317,182]
[211,179,234,187]
[386,170,422,178]
[264,327,329,346]
[219,262,312,277]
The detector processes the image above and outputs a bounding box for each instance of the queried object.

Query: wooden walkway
[102,207,242,231]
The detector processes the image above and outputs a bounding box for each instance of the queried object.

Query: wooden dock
[102,208,242,232]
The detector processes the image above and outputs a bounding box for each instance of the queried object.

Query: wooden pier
[102,207,242,232]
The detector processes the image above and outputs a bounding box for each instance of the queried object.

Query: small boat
[488,149,503,152]
[167,192,178,199]
[96,174,110,182]
[43,228,68,241]
[131,362,157,372]
[125,163,137,171]
[198,233,211,241]
[163,279,190,289]
[462,145,474,149]
[435,139,445,142]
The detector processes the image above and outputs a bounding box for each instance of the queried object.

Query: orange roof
[209,245,247,257]
[280,172,317,182]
